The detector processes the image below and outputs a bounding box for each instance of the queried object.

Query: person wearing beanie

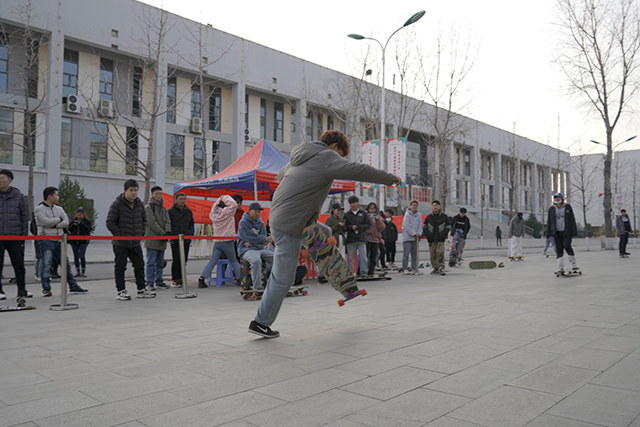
[547,193,579,273]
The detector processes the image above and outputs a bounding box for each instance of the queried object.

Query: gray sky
[141,0,640,154]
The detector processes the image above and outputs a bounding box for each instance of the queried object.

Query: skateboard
[357,273,391,281]
[620,254,630,258]
[0,297,36,312]
[508,256,524,261]
[555,269,582,277]
[240,284,309,301]
[469,260,497,269]
[301,223,366,306]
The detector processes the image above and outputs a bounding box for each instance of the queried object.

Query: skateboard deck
[555,270,582,277]
[469,260,497,269]
[357,273,391,281]
[301,223,365,306]
[508,256,524,261]
[240,284,309,301]
[0,297,36,312]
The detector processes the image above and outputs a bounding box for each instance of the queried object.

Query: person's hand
[244,242,252,248]
[352,225,358,230]
[415,234,420,238]
[392,176,402,187]
[267,236,273,243]
[339,221,345,227]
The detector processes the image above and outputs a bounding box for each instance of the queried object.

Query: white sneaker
[116,290,131,301]
[0,292,5,300]
[137,289,156,298]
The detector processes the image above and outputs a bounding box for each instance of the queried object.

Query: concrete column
[154,52,167,188]
[45,20,64,186]
[231,39,247,162]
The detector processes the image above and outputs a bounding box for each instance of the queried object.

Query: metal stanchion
[50,234,79,311]
[175,234,197,299]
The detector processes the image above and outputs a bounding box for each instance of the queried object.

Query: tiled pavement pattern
[1,247,638,427]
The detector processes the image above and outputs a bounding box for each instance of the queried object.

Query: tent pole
[254,180,258,201]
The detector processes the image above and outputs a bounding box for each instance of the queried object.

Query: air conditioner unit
[190,117,203,134]
[98,99,114,118]
[65,94,81,114]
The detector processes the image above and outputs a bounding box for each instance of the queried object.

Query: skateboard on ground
[301,223,366,306]
[508,256,524,261]
[240,284,309,301]
[0,297,36,312]
[357,272,391,281]
[469,260,497,269]
[555,269,582,277]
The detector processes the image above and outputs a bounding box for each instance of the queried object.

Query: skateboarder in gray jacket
[248,130,401,338]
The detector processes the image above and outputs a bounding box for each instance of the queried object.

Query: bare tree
[1,0,51,214]
[570,146,599,228]
[418,23,479,211]
[554,0,640,241]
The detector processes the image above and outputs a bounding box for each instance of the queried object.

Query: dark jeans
[0,240,27,297]
[170,241,191,281]
[113,245,145,292]
[619,233,629,254]
[385,241,396,263]
[496,237,502,246]
[71,243,88,270]
[39,240,78,291]
[366,242,379,275]
[379,243,386,268]
[554,232,575,258]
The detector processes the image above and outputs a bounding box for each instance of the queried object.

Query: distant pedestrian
[106,179,154,300]
[383,209,398,267]
[0,169,32,301]
[542,224,556,256]
[67,207,92,277]
[616,209,632,257]
[547,192,579,272]
[144,186,172,291]
[35,186,88,296]
[168,192,194,287]
[365,202,385,276]
[400,200,421,274]
[509,212,525,258]
[423,200,450,275]
[496,226,502,246]
[344,195,371,278]
[449,207,470,265]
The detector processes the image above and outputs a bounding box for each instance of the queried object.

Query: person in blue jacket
[237,203,273,290]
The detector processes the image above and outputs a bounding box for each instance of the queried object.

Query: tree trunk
[603,129,613,240]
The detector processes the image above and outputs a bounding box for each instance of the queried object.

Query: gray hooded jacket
[269,141,397,237]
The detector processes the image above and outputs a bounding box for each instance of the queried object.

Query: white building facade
[0,0,571,235]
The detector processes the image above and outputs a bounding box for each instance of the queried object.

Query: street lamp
[348,10,425,209]
[590,135,637,149]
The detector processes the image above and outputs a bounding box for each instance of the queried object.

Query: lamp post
[590,135,636,249]
[348,10,425,210]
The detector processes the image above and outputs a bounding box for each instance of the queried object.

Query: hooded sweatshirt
[402,209,422,241]
[269,141,397,237]
[210,195,237,241]
[237,211,268,257]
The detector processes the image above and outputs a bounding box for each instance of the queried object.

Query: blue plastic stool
[208,259,235,287]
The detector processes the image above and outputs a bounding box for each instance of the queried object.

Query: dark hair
[76,207,85,213]
[232,194,243,204]
[409,199,419,206]
[320,130,350,157]
[348,195,359,204]
[366,202,377,211]
[124,179,139,191]
[150,186,162,194]
[43,186,58,201]
[432,200,441,206]
[385,208,394,215]
[459,207,467,213]
[0,169,14,180]
[621,209,626,213]
[175,192,187,200]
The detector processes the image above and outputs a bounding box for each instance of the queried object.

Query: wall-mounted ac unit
[98,99,114,118]
[65,94,81,113]
[190,117,203,134]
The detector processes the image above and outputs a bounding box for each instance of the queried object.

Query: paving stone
[339,366,443,400]
[409,342,508,374]
[507,364,599,396]
[425,365,523,398]
[423,417,486,426]
[525,414,605,426]
[589,354,640,392]
[480,348,559,374]
[551,347,626,371]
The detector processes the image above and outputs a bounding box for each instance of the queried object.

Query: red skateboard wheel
[337,298,345,306]
[360,288,367,296]
[327,237,337,246]
[302,290,308,296]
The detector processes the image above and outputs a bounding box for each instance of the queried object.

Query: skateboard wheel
[251,295,258,301]
[338,298,345,306]
[242,294,250,300]
[302,290,308,296]
[327,237,337,246]
[360,288,367,296]
[301,249,311,259]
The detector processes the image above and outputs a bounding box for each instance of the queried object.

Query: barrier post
[175,234,197,299]
[50,234,79,311]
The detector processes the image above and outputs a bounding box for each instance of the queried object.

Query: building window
[208,87,221,131]
[327,115,334,130]
[489,185,495,208]
[0,33,7,94]
[274,102,283,142]
[306,111,313,142]
[26,41,39,99]
[132,67,142,117]
[191,83,201,119]
[90,122,108,173]
[22,113,36,166]
[170,134,184,168]
[125,127,138,175]
[0,108,13,164]
[211,140,219,173]
[290,106,296,143]
[60,117,71,169]
[166,77,176,123]
[194,137,203,178]
[464,149,470,176]
[63,49,78,98]
[244,94,249,128]
[99,58,114,101]
[260,98,266,139]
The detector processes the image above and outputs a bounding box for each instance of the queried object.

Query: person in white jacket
[197,195,241,288]
[400,199,422,274]
[34,186,88,296]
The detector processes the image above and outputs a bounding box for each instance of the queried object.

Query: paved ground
[1,242,638,427]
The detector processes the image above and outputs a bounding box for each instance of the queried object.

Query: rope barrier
[0,235,235,241]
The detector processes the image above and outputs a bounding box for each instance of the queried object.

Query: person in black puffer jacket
[67,207,92,277]
[423,200,450,275]
[167,193,194,286]
[106,179,151,300]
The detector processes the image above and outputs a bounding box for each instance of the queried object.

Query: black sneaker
[156,282,170,289]
[69,286,88,294]
[248,320,279,338]
[438,267,446,276]
[197,277,208,288]
[42,289,52,297]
